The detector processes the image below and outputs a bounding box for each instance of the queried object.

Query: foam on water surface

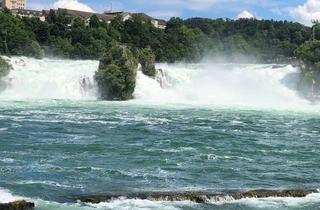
[134,63,319,112]
[0,57,99,100]
[1,57,320,210]
[1,56,318,112]
[2,187,320,210]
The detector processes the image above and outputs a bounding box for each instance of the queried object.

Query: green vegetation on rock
[295,22,320,100]
[95,45,138,100]
[139,48,156,77]
[0,57,12,79]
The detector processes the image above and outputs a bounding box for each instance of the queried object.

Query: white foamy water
[0,57,99,100]
[134,63,318,111]
[228,192,320,208]
[0,188,24,203]
[1,187,320,209]
[0,56,318,111]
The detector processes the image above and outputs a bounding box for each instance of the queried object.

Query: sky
[27,0,320,26]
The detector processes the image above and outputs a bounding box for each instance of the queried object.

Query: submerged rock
[78,189,313,204]
[0,200,35,210]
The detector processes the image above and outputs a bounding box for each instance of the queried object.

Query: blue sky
[27,0,320,25]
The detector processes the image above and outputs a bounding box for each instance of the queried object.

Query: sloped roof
[57,8,114,22]
[133,13,166,26]
[104,11,131,17]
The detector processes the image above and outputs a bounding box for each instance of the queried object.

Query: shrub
[95,45,138,100]
[0,57,12,79]
[139,48,156,77]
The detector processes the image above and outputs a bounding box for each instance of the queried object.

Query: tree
[139,48,156,77]
[25,41,44,59]
[89,15,100,28]
[0,12,37,56]
[46,9,57,24]
[0,57,12,79]
[224,34,251,57]
[95,45,138,100]
[312,22,320,41]
[48,37,73,58]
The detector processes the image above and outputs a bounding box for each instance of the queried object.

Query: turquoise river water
[0,57,319,209]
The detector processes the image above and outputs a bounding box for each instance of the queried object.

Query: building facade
[2,0,26,9]
[11,9,45,21]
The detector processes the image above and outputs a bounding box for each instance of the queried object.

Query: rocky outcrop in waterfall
[0,57,12,79]
[0,57,12,92]
[295,40,320,101]
[138,48,156,78]
[95,45,138,100]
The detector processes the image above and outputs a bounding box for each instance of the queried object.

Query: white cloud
[289,0,320,26]
[237,10,255,19]
[53,0,94,12]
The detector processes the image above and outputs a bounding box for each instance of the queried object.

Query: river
[0,57,319,210]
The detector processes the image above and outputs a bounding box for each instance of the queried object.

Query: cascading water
[0,57,99,100]
[1,57,320,210]
[0,56,315,110]
[134,63,313,110]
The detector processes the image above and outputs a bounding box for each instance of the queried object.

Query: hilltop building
[103,11,132,22]
[11,9,45,21]
[0,1,166,29]
[0,0,26,9]
[46,9,166,29]
[45,8,116,25]
[134,13,167,30]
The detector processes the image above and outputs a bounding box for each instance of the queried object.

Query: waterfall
[134,63,313,110]
[0,57,99,100]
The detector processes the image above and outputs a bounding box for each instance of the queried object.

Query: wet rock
[79,192,214,204]
[78,189,313,204]
[234,189,310,199]
[0,200,35,210]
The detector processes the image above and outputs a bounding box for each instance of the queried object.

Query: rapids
[0,56,315,111]
[0,57,320,210]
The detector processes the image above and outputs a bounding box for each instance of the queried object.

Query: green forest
[0,8,314,63]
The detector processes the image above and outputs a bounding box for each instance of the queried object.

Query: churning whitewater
[1,57,320,210]
[0,57,99,100]
[0,56,313,110]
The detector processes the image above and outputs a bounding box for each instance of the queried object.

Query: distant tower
[2,0,26,9]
